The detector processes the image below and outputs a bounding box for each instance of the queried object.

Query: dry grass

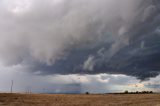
[0,93,160,106]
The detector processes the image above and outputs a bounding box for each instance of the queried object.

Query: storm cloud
[0,0,160,80]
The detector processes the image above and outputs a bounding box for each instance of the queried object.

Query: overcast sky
[0,0,160,93]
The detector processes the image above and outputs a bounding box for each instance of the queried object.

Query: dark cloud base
[30,0,160,80]
[33,31,160,80]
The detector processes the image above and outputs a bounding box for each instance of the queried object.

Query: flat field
[0,93,160,106]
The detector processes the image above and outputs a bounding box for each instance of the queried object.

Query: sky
[0,0,160,93]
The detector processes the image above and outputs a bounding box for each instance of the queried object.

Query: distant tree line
[84,91,154,95]
[124,90,153,94]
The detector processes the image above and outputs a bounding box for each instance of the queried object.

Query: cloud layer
[0,0,160,80]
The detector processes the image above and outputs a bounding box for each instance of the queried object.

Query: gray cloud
[0,0,160,80]
[0,63,159,93]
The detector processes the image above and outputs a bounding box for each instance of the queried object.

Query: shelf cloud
[0,0,160,80]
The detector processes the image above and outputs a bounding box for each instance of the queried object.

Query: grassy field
[0,93,160,106]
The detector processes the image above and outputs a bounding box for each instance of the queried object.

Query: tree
[124,90,128,94]
[150,91,153,94]
[85,92,90,95]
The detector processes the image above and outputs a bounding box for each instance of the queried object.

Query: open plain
[0,93,160,106]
